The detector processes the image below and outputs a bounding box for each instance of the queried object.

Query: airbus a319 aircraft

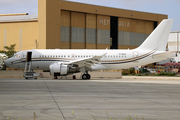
[5,19,174,79]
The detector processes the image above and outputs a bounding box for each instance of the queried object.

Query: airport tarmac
[0,78,180,120]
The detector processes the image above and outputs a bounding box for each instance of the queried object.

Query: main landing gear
[82,73,91,80]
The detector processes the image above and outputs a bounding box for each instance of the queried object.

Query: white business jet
[5,19,174,79]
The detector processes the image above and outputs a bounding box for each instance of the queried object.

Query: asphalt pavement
[0,78,180,120]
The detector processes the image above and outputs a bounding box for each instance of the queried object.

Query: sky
[0,0,179,31]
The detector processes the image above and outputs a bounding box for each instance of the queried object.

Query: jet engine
[49,62,78,76]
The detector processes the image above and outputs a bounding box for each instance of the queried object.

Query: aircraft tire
[87,74,91,79]
[82,74,87,80]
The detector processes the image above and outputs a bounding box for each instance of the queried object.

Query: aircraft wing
[152,51,176,59]
[65,53,106,68]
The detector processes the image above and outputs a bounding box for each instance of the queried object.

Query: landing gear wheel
[82,74,91,80]
[82,74,87,80]
[87,74,91,79]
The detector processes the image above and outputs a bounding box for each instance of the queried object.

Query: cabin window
[64,55,66,57]
[68,55,70,57]
[61,55,63,57]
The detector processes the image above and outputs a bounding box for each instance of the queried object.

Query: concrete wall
[0,70,122,79]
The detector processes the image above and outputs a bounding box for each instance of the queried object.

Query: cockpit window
[13,54,20,58]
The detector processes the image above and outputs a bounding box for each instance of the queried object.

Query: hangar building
[0,0,167,51]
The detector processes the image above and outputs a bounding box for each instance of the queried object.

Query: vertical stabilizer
[136,19,173,51]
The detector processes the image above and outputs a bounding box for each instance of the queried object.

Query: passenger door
[22,51,32,62]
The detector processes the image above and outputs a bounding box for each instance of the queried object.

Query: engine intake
[49,63,78,76]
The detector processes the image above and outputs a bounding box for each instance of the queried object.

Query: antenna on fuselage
[106,47,108,50]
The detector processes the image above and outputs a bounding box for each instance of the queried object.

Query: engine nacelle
[49,62,79,76]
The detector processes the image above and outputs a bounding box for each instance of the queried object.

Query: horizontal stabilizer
[152,51,176,59]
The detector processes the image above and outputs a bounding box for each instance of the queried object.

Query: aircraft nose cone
[5,59,9,67]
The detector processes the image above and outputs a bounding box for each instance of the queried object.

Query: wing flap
[65,53,106,67]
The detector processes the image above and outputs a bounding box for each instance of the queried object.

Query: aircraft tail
[136,19,173,51]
